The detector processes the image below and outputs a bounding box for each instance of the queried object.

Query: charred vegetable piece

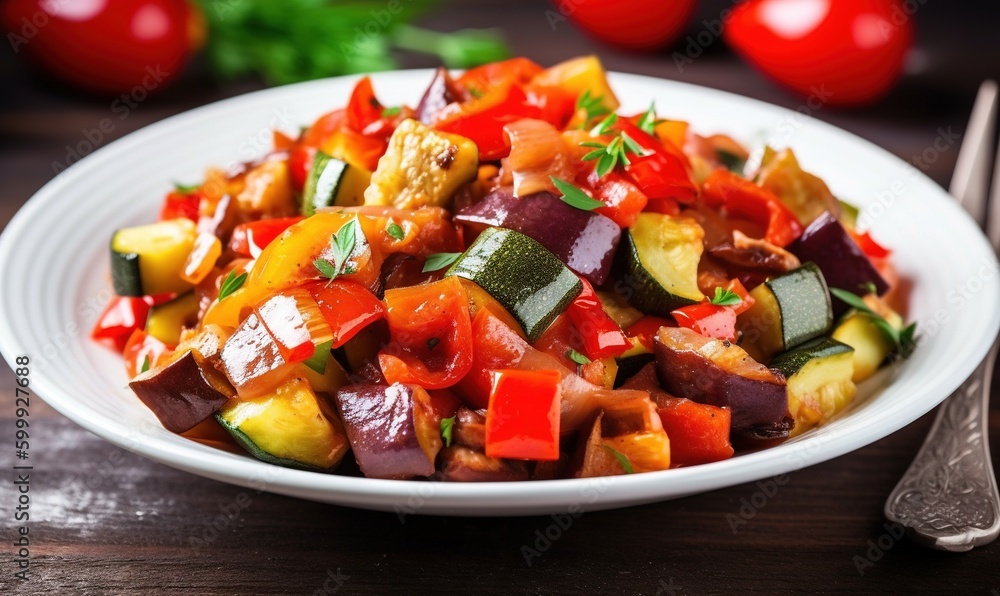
[770,337,856,437]
[335,383,444,479]
[654,326,791,440]
[447,227,583,342]
[130,350,235,433]
[614,213,705,317]
[217,377,349,470]
[485,369,561,461]
[301,152,372,215]
[111,218,197,296]
[455,187,621,286]
[363,119,479,209]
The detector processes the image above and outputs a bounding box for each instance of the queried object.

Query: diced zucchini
[363,118,478,209]
[447,227,582,342]
[111,218,197,296]
[615,213,705,316]
[216,377,350,471]
[770,337,856,437]
[737,262,833,363]
[597,290,644,329]
[831,306,903,382]
[301,152,372,216]
[146,292,200,345]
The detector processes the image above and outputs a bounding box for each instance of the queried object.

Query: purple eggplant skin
[335,383,442,480]
[129,350,235,433]
[455,187,621,285]
[789,211,889,315]
[416,67,461,126]
[435,446,531,482]
[654,327,792,440]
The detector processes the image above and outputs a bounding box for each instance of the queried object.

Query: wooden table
[2,1,998,593]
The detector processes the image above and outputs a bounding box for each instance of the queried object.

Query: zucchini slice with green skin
[146,292,200,345]
[832,308,902,383]
[614,213,704,317]
[446,227,582,342]
[770,337,856,437]
[111,218,197,297]
[737,262,833,363]
[216,377,350,471]
[301,152,371,216]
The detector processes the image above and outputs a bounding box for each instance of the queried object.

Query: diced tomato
[523,83,578,130]
[566,278,630,359]
[454,307,529,409]
[532,313,585,370]
[587,170,648,229]
[303,280,386,349]
[617,120,698,204]
[346,76,383,133]
[302,109,347,148]
[457,57,543,96]
[255,289,333,364]
[434,83,541,161]
[701,169,803,247]
[378,277,474,390]
[670,303,737,342]
[122,329,173,378]
[723,278,755,315]
[624,316,674,352]
[229,217,305,259]
[656,397,734,466]
[644,197,681,216]
[159,190,201,222]
[485,369,561,461]
[288,146,316,193]
[91,296,152,352]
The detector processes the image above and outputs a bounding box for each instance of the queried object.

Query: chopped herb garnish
[173,182,199,194]
[303,339,333,374]
[427,337,441,351]
[716,149,747,174]
[602,445,635,474]
[566,349,591,365]
[710,287,742,307]
[313,218,359,285]
[575,90,611,128]
[440,416,456,447]
[861,281,878,295]
[386,220,405,241]
[581,131,645,178]
[468,87,484,99]
[140,355,151,374]
[551,176,604,211]
[589,112,618,136]
[636,102,665,136]
[422,252,462,272]
[218,270,248,301]
[830,288,918,360]
[382,106,402,117]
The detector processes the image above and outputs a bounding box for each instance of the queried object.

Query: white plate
[1,70,997,516]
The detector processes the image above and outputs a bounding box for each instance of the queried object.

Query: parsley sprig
[314,218,359,284]
[581,119,646,178]
[423,252,462,272]
[550,177,604,211]
[830,288,918,360]
[440,416,456,447]
[575,90,611,128]
[710,288,742,307]
[386,219,405,241]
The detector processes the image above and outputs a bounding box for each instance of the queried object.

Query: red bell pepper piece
[303,280,386,349]
[159,190,200,222]
[523,83,578,130]
[566,278,630,360]
[346,76,384,133]
[617,119,698,204]
[485,369,561,461]
[724,278,755,315]
[670,303,738,342]
[457,57,543,95]
[656,397,734,466]
[848,228,891,259]
[644,196,681,216]
[302,109,347,148]
[434,83,541,161]
[288,146,316,193]
[701,169,804,247]
[624,316,674,352]
[378,277,474,390]
[122,329,173,378]
[453,307,530,409]
[229,216,305,259]
[587,169,648,229]
[255,289,333,364]
[91,296,152,352]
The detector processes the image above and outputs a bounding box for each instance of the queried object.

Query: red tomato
[159,190,200,222]
[656,398,734,466]
[723,0,914,105]
[434,83,541,161]
[91,296,152,352]
[346,77,383,132]
[587,170,648,229]
[303,280,386,349]
[485,369,561,461]
[453,307,530,409]
[671,303,738,342]
[229,217,304,259]
[122,330,173,378]
[1,0,202,95]
[701,169,803,247]
[555,0,697,52]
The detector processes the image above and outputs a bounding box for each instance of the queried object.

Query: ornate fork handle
[885,342,1000,552]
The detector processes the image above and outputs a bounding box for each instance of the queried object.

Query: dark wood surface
[2,1,999,593]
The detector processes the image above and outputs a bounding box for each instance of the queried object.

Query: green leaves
[566,349,591,366]
[575,90,611,128]
[140,356,151,374]
[830,288,918,360]
[581,131,645,178]
[440,416,456,447]
[303,339,333,374]
[218,270,248,301]
[590,113,618,136]
[422,252,462,272]
[710,287,742,307]
[386,220,405,241]
[173,182,199,194]
[602,445,635,474]
[636,102,664,136]
[551,177,604,211]
[314,218,359,284]
[381,106,402,117]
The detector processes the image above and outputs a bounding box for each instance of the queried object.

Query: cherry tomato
[724,0,914,105]
[159,189,201,222]
[2,0,202,95]
[554,0,698,52]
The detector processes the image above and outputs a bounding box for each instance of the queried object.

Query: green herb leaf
[636,102,664,136]
[386,220,405,241]
[710,287,742,307]
[313,258,341,280]
[602,445,635,474]
[831,287,918,361]
[382,106,402,117]
[303,339,333,374]
[829,288,872,314]
[440,416,456,447]
[566,349,591,365]
[716,149,747,174]
[140,355,151,374]
[315,218,360,284]
[467,87,484,99]
[173,182,199,194]
[861,281,878,295]
[218,270,248,301]
[551,177,604,211]
[575,90,611,128]
[590,113,618,136]
[423,252,462,272]
[580,129,645,178]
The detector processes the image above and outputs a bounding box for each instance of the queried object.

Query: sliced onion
[503,119,573,198]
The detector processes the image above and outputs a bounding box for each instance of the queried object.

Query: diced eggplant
[129,350,235,433]
[436,445,530,482]
[416,67,461,125]
[654,326,792,440]
[452,407,487,450]
[789,211,889,315]
[335,383,443,479]
[455,187,621,285]
[708,230,801,275]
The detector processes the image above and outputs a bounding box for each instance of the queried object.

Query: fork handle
[884,342,1000,551]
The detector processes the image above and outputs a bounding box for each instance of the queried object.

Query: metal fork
[884,81,1000,552]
